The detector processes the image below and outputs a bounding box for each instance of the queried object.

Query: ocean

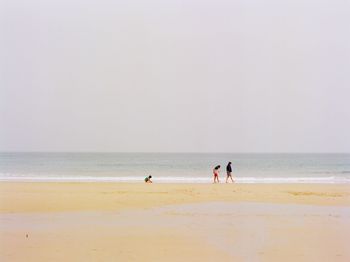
[0,153,349,183]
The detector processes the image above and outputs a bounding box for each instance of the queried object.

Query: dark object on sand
[145,175,152,183]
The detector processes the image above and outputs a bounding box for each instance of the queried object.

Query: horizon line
[0,151,349,154]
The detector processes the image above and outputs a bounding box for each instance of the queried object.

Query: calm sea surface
[0,153,349,183]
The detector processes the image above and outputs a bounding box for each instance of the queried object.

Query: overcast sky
[0,0,349,152]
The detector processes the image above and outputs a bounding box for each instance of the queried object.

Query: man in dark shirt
[226,162,234,183]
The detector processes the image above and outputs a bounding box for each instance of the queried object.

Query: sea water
[0,153,349,183]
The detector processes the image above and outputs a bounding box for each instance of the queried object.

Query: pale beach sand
[1,182,350,261]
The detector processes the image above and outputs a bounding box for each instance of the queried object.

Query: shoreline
[1,176,349,184]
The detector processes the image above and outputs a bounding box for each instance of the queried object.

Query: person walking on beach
[213,165,220,183]
[226,162,234,183]
[145,175,152,183]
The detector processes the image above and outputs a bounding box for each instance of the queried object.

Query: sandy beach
[1,182,350,261]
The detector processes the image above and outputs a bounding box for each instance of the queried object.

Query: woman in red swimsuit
[213,165,220,183]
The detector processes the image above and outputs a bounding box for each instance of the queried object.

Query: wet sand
[1,182,349,261]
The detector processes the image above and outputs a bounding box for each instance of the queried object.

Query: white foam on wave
[0,174,349,184]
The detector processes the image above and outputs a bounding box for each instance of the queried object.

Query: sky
[0,0,349,152]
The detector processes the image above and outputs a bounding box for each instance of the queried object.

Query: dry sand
[1,182,350,261]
